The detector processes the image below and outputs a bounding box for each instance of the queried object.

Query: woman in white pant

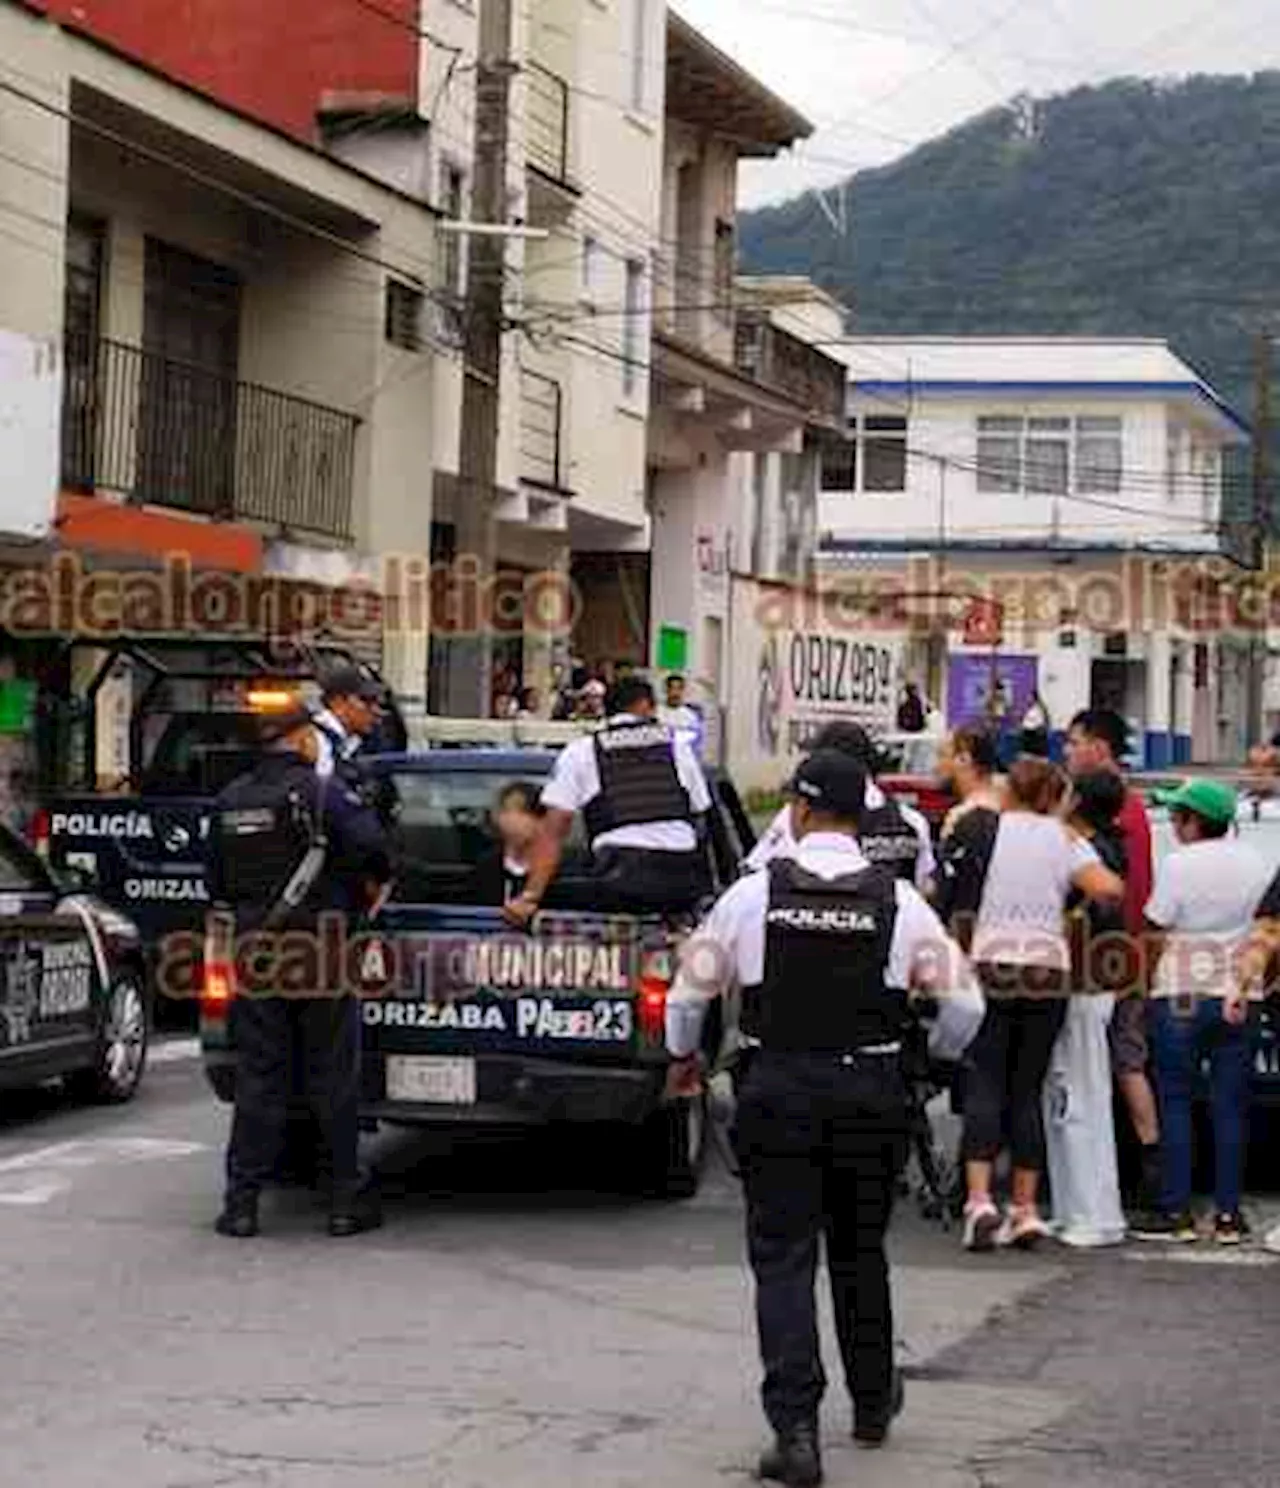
[1044,771,1129,1248]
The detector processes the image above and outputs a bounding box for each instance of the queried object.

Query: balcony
[61,337,359,542]
[735,310,845,428]
[525,62,577,226]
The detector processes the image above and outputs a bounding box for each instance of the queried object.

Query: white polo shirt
[666,831,983,1062]
[744,788,937,892]
[540,713,712,853]
[1146,836,1271,999]
[311,707,362,780]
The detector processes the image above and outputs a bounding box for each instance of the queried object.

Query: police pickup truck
[36,638,404,1015]
[199,739,757,1198]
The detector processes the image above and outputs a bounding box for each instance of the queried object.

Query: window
[976,413,1125,495]
[1076,416,1123,493]
[713,217,735,318]
[862,415,907,493]
[977,416,1024,493]
[820,436,857,492]
[629,0,649,111]
[384,280,424,351]
[1025,416,1070,495]
[581,234,600,298]
[622,258,645,397]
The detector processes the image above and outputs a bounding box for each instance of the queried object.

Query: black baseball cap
[320,664,383,704]
[810,720,875,767]
[786,749,868,818]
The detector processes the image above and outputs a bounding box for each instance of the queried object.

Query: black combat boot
[328,1186,383,1237]
[758,1422,823,1486]
[853,1367,905,1448]
[215,1193,260,1239]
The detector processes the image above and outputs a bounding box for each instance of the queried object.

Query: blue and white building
[816,337,1254,767]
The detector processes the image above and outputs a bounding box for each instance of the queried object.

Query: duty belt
[739,1035,903,1060]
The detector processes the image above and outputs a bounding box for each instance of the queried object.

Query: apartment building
[818,337,1253,766]
[0,0,442,818]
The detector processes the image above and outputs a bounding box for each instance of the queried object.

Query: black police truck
[199,745,757,1198]
[34,637,404,1021]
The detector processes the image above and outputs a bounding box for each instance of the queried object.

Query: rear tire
[640,1092,708,1200]
[70,974,149,1104]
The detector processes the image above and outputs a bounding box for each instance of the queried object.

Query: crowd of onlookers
[492,658,704,739]
[929,708,1280,1253]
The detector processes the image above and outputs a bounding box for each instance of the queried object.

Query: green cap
[1153,777,1238,827]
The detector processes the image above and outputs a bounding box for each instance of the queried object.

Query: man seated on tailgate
[503,677,712,924]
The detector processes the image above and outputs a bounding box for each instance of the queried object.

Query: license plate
[385,1055,476,1105]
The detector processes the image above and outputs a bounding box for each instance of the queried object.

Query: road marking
[148,1038,201,1065]
[0,1136,207,1205]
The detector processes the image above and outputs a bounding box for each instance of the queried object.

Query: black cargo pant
[733,1050,909,1435]
[226,992,361,1206]
[548,845,709,915]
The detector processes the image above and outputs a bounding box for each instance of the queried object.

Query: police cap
[320,663,384,704]
[787,749,868,819]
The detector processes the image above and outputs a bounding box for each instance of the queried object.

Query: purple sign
[946,654,1039,729]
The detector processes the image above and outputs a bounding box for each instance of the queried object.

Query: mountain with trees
[740,74,1280,433]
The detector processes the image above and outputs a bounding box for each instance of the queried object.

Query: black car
[0,821,149,1102]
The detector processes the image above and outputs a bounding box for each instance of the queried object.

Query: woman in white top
[958,757,1124,1252]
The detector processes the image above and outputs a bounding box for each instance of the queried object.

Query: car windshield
[382,770,589,904]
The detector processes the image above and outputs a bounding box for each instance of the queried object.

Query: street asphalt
[1,1042,1278,1488]
[3,806,1278,1487]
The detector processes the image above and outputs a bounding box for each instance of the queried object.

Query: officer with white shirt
[665,750,982,1486]
[504,676,712,924]
[311,665,384,782]
[745,721,935,892]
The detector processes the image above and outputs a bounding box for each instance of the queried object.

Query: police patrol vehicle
[0,818,149,1102]
[199,727,758,1199]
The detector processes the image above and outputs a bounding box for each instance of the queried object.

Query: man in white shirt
[311,665,384,781]
[657,673,703,751]
[745,722,936,892]
[1142,778,1270,1244]
[504,677,712,924]
[665,751,982,1485]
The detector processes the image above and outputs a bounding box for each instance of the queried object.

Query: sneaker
[1214,1212,1250,1246]
[214,1195,260,1239]
[962,1199,1002,1253]
[1130,1210,1198,1243]
[998,1209,1051,1250]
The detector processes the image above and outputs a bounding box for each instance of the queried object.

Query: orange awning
[56,493,262,573]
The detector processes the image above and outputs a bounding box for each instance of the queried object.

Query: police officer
[312,663,385,781]
[503,676,712,925]
[745,721,935,891]
[666,751,983,1485]
[208,708,393,1239]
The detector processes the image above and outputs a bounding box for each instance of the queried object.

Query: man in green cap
[1141,778,1270,1244]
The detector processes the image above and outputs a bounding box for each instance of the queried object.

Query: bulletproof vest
[742,858,906,1053]
[209,758,319,911]
[857,795,921,882]
[583,719,692,840]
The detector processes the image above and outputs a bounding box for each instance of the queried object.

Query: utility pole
[1248,329,1272,748]
[441,0,514,717]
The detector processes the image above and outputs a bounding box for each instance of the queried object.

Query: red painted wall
[36,0,418,143]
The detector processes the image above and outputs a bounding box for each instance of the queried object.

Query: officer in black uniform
[208,708,393,1239]
[745,721,935,889]
[504,676,712,925]
[665,751,983,1485]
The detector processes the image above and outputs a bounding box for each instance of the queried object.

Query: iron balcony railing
[519,366,564,491]
[735,310,846,425]
[61,335,359,541]
[525,61,571,185]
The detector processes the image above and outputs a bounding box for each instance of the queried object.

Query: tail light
[28,807,49,858]
[201,960,236,1013]
[636,947,673,1044]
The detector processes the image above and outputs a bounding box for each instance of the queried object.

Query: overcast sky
[673,0,1280,207]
